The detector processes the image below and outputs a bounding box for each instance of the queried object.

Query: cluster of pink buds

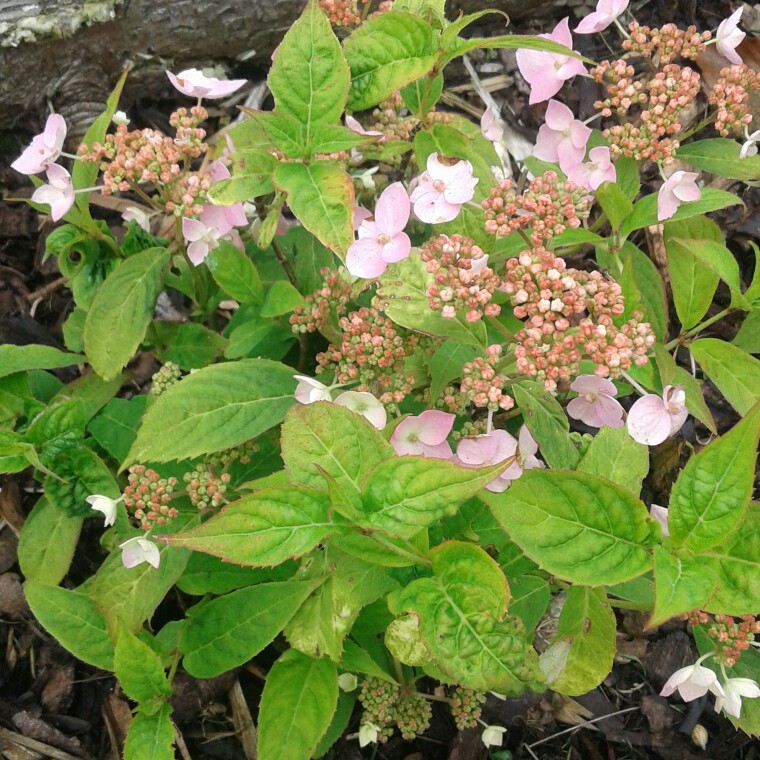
[708,65,760,137]
[420,234,502,322]
[316,306,417,404]
[622,22,710,63]
[183,465,231,511]
[460,345,515,411]
[449,687,486,730]
[318,0,390,27]
[504,247,654,390]
[369,92,420,142]
[78,107,210,215]
[357,677,432,745]
[481,172,591,246]
[290,267,353,334]
[122,465,178,530]
[688,612,760,667]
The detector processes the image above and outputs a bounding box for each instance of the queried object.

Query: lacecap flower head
[409,153,478,224]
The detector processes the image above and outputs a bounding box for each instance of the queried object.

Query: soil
[0,0,758,758]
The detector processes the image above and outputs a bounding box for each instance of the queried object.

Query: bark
[1,0,564,136]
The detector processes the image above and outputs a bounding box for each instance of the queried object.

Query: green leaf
[208,171,275,204]
[512,381,580,470]
[733,310,760,353]
[88,395,148,463]
[620,189,742,236]
[18,498,82,585]
[24,581,114,670]
[268,0,349,138]
[206,242,263,304]
[115,624,172,703]
[280,227,338,293]
[578,425,649,495]
[180,579,323,678]
[258,649,338,760]
[668,402,760,552]
[400,73,444,115]
[176,552,296,595]
[676,139,760,181]
[481,470,655,586]
[163,486,335,566]
[125,359,296,464]
[260,280,306,317]
[340,639,396,683]
[309,124,374,154]
[123,703,175,760]
[359,457,506,536]
[344,12,438,111]
[274,161,354,257]
[159,322,229,370]
[376,254,486,348]
[0,344,82,379]
[618,242,668,341]
[313,691,357,759]
[442,34,589,68]
[53,371,124,423]
[651,547,718,626]
[250,111,309,158]
[83,248,170,380]
[281,402,393,495]
[548,587,616,696]
[690,339,760,415]
[389,541,540,693]
[508,574,550,633]
[425,341,477,403]
[595,181,633,231]
[615,156,641,201]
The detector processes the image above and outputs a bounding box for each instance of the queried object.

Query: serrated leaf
[596,181,633,231]
[24,581,114,670]
[676,139,760,181]
[123,702,174,760]
[274,161,354,256]
[125,359,296,464]
[176,552,296,595]
[180,579,323,678]
[734,311,760,353]
[84,248,170,380]
[162,486,335,566]
[258,649,338,760]
[206,241,263,304]
[268,0,349,138]
[481,470,654,586]
[578,425,649,495]
[159,322,229,370]
[0,344,83,379]
[313,691,357,759]
[508,574,550,633]
[669,402,760,552]
[261,280,306,317]
[425,341,477,403]
[344,12,438,111]
[512,381,580,470]
[341,639,396,683]
[115,624,172,703]
[690,339,760,415]
[617,241,667,340]
[88,395,148,463]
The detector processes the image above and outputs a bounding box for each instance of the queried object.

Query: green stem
[271,238,299,289]
[487,316,516,343]
[665,307,733,349]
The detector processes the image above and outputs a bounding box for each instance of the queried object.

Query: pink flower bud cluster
[290,267,353,333]
[591,59,646,116]
[708,65,760,137]
[316,306,417,404]
[419,234,502,323]
[369,92,419,142]
[504,247,655,391]
[688,612,760,668]
[449,687,486,730]
[183,465,231,511]
[122,465,178,530]
[460,345,515,412]
[622,22,710,64]
[318,0,361,26]
[78,106,210,215]
[481,172,591,246]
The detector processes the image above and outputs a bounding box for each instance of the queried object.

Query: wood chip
[228,679,257,760]
[0,728,81,760]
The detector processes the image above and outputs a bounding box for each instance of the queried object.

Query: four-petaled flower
[86,494,123,527]
[661,655,725,702]
[715,7,745,65]
[390,410,455,458]
[346,182,411,278]
[565,146,616,191]
[567,375,624,428]
[31,164,75,221]
[481,725,507,748]
[358,722,381,747]
[515,18,587,104]
[715,677,760,718]
[293,375,332,404]
[182,217,222,266]
[480,105,504,143]
[166,68,247,99]
[334,390,387,430]
[740,129,760,158]
[627,384,688,446]
[575,0,629,34]
[410,153,478,224]
[12,113,67,175]
[533,99,592,169]
[657,170,700,221]
[119,536,161,569]
[201,160,248,235]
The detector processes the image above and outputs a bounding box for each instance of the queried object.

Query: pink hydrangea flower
[31,164,75,221]
[533,99,592,168]
[166,68,247,99]
[480,105,504,143]
[202,160,248,235]
[390,410,455,458]
[182,217,223,266]
[515,19,587,105]
[564,146,616,191]
[716,7,745,65]
[627,385,688,446]
[346,182,411,278]
[567,375,624,428]
[409,153,478,224]
[334,390,387,430]
[294,375,332,404]
[456,426,543,492]
[661,655,725,702]
[657,171,700,221]
[650,504,669,537]
[715,677,760,718]
[11,113,66,175]
[575,0,629,34]
[346,115,383,139]
[119,536,161,569]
